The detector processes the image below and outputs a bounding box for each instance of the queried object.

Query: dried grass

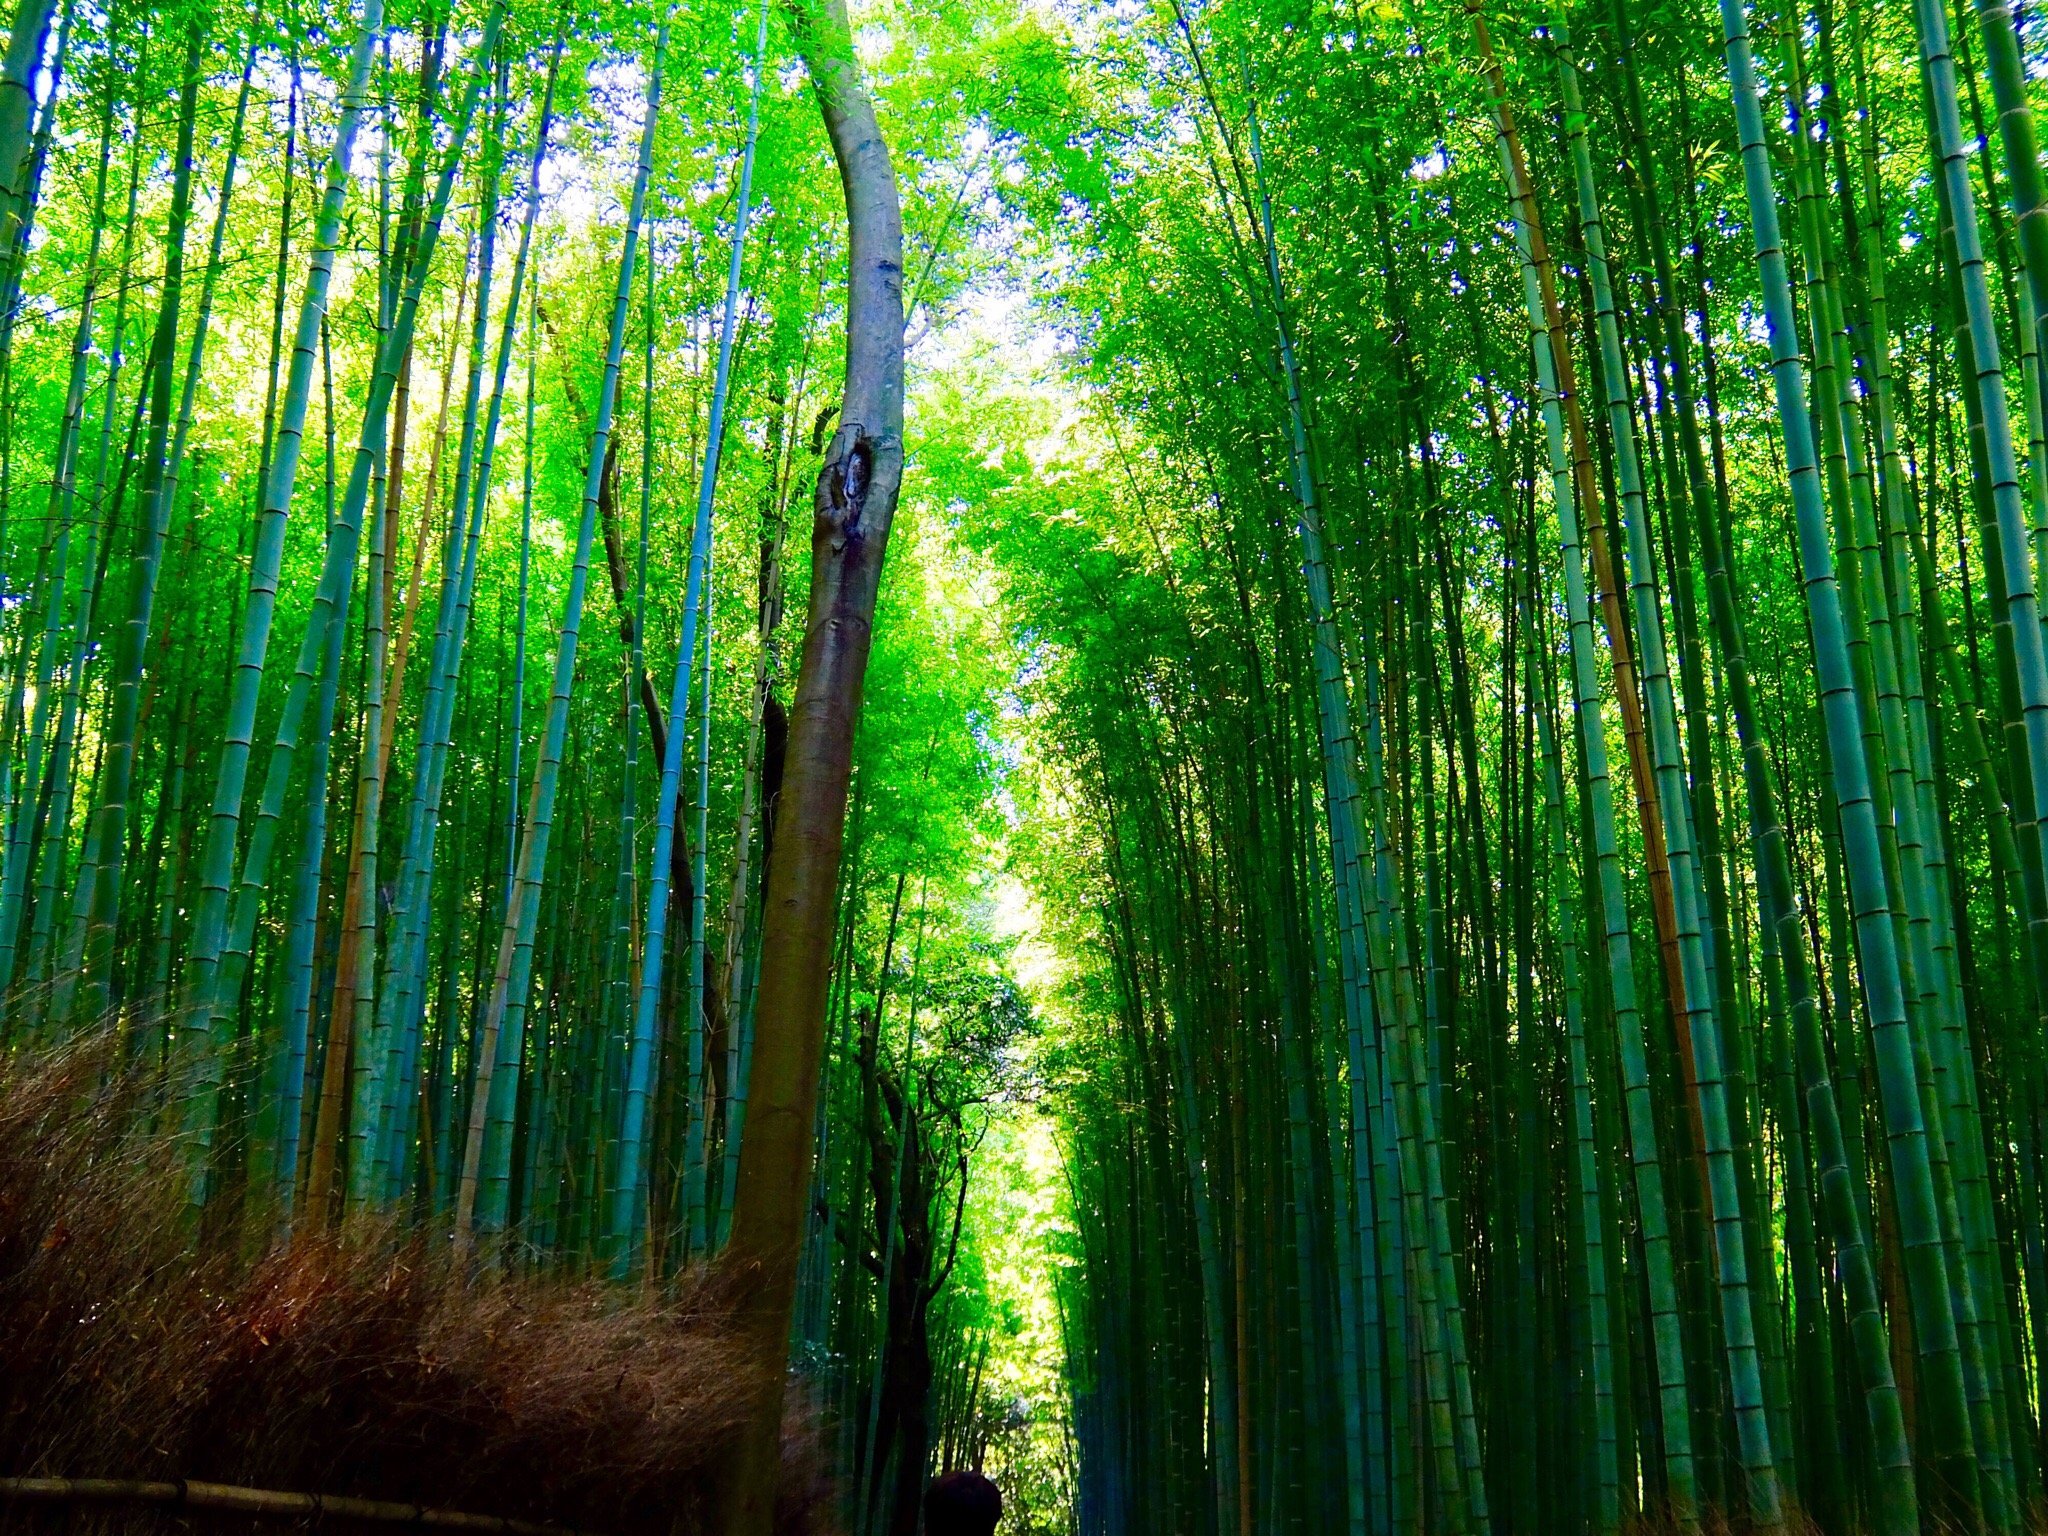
[0,1037,834,1536]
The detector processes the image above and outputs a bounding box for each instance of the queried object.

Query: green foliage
[10,0,2048,1528]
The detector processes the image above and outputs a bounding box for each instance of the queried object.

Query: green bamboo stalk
[172,0,381,1058]
[1555,24,1786,1523]
[0,0,56,276]
[1488,50,1698,1528]
[1531,583,1620,1533]
[65,22,204,1029]
[1716,0,1984,1517]
[1210,40,1453,1525]
[20,44,147,1029]
[213,3,503,1223]
[268,322,349,1228]
[456,12,668,1255]
[371,46,561,1199]
[612,0,763,1270]
[0,60,112,1008]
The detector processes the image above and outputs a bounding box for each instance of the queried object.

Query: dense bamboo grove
[9,0,2048,1528]
[0,0,1066,1531]
[972,0,2048,1524]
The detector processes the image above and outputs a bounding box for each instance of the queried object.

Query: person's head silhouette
[923,1469,1001,1536]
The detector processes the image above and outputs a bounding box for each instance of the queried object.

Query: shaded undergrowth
[0,1036,834,1536]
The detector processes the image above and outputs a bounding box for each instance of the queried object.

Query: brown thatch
[0,1038,835,1536]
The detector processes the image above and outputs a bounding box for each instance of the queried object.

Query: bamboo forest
[13,0,2048,1529]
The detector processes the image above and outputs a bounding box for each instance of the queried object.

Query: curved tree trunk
[719,1,904,1530]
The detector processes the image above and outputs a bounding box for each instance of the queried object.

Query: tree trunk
[719,0,904,1529]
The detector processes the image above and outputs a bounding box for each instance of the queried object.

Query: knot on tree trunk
[818,428,874,546]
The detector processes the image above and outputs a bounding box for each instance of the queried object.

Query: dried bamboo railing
[0,1476,606,1535]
